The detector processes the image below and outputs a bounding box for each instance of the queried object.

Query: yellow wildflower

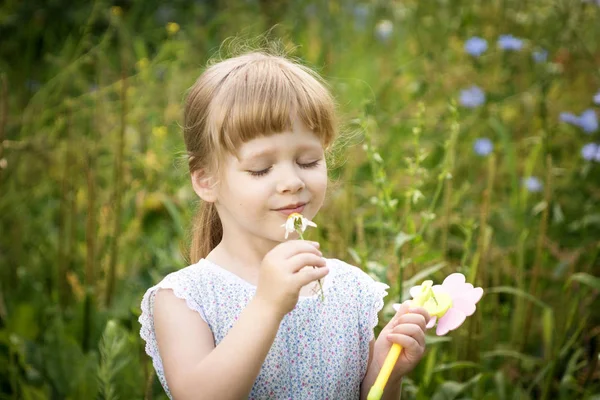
[166,22,180,36]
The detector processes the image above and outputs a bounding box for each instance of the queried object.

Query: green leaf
[347,247,362,265]
[160,194,185,236]
[402,262,446,297]
[425,335,452,345]
[19,383,49,400]
[394,231,416,252]
[431,381,465,400]
[489,117,518,208]
[542,308,554,358]
[7,304,39,341]
[494,370,506,400]
[565,272,600,291]
[432,361,481,373]
[481,350,542,370]
[431,374,483,400]
[486,286,549,309]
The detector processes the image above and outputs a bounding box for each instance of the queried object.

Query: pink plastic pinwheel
[395,272,483,335]
[369,273,483,400]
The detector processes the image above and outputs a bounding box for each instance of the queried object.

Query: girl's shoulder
[325,258,389,342]
[150,259,226,288]
[326,258,388,285]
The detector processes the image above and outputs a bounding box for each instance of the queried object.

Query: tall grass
[1,0,599,399]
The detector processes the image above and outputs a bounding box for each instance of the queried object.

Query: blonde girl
[139,50,430,400]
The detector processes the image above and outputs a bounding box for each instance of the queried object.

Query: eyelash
[248,160,321,177]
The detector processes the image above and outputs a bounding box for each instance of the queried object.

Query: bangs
[205,54,336,156]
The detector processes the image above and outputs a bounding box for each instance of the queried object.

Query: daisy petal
[426,316,437,329]
[436,308,466,335]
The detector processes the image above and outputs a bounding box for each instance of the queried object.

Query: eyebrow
[241,144,323,161]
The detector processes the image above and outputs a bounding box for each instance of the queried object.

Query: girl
[139,51,430,400]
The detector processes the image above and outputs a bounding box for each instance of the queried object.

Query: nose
[276,165,305,194]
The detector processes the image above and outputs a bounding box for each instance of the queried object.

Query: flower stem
[299,231,324,301]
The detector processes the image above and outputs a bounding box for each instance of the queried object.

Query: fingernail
[311,241,320,247]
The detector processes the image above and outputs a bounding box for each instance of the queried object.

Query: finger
[390,301,412,324]
[296,265,329,288]
[287,253,326,272]
[387,333,424,355]
[391,323,426,348]
[407,306,431,325]
[395,313,427,332]
[276,240,322,258]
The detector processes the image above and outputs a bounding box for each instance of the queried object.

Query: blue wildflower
[532,49,548,63]
[464,37,488,57]
[473,138,493,156]
[375,20,393,42]
[560,112,580,125]
[353,4,369,31]
[581,143,599,161]
[459,85,486,108]
[579,109,598,133]
[560,109,599,133]
[523,176,543,193]
[594,90,600,105]
[497,34,524,51]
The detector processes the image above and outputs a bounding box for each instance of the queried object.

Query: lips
[275,202,307,216]
[276,202,306,211]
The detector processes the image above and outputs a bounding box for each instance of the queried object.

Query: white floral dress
[139,258,389,400]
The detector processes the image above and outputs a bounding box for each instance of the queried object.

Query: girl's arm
[154,289,282,400]
[360,340,403,400]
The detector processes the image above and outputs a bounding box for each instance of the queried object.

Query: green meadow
[1,0,599,398]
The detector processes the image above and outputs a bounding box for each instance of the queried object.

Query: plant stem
[105,61,127,308]
[299,231,324,301]
[522,156,552,349]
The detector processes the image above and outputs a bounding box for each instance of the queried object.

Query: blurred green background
[1,0,599,399]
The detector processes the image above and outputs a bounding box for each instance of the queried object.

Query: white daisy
[281,213,317,239]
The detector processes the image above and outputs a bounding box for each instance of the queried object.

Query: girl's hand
[372,301,430,382]
[254,240,328,319]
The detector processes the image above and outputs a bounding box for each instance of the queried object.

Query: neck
[210,228,281,272]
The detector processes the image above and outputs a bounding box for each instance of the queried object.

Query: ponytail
[189,201,222,264]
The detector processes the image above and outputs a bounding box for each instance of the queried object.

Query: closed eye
[248,160,320,177]
[298,160,320,169]
[248,167,271,177]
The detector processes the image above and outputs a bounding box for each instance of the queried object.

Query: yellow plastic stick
[366,342,403,400]
[367,281,452,400]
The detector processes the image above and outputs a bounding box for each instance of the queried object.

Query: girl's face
[213,117,328,244]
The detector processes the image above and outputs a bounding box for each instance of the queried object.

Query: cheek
[233,176,271,205]
[309,169,328,196]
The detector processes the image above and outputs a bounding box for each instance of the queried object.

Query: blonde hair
[184,51,337,263]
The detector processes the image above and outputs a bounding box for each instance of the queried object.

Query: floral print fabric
[139,258,389,400]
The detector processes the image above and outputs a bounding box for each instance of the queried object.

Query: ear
[191,169,218,203]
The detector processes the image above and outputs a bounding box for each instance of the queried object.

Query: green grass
[1,0,599,398]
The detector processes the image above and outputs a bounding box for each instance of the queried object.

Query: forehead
[236,122,324,161]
